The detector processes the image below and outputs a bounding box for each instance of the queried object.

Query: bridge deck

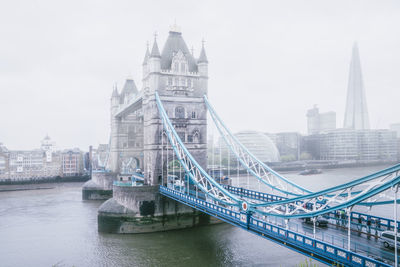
[160,185,393,267]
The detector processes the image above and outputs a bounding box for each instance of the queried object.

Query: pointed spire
[343,42,370,130]
[142,42,150,65]
[198,39,208,63]
[111,83,119,97]
[150,32,161,58]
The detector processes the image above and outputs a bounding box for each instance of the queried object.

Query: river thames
[0,165,393,267]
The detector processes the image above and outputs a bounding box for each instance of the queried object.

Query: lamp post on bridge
[392,184,399,267]
[347,206,353,251]
[312,217,316,239]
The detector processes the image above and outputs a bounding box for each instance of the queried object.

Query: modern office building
[220,131,280,163]
[390,123,400,138]
[317,129,397,161]
[267,132,301,161]
[306,105,336,135]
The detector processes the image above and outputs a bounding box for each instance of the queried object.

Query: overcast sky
[1,0,399,150]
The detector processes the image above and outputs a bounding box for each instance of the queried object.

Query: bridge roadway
[223,182,398,266]
[160,180,397,267]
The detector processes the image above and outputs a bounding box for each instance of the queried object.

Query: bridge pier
[97,185,220,234]
[82,171,116,200]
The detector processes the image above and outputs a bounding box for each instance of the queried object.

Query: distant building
[8,149,45,179]
[91,144,109,170]
[316,129,397,161]
[343,43,370,130]
[306,105,336,135]
[302,134,321,160]
[41,134,56,162]
[0,143,9,178]
[0,136,85,181]
[390,123,400,138]
[267,132,301,161]
[390,123,400,161]
[234,131,280,162]
[61,149,84,177]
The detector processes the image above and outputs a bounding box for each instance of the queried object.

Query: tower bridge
[83,28,400,267]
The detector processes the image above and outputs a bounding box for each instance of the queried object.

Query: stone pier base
[98,185,220,233]
[82,171,116,200]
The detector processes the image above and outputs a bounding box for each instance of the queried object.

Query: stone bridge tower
[142,25,208,185]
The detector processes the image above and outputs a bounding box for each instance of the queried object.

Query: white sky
[1,0,399,150]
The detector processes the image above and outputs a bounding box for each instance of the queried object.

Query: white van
[380,231,400,249]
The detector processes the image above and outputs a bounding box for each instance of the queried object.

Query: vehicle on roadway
[302,216,328,227]
[380,230,400,249]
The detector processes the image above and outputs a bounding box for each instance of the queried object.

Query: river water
[0,165,395,267]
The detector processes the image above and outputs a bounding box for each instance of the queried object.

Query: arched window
[175,106,185,119]
[193,130,200,143]
[180,62,186,73]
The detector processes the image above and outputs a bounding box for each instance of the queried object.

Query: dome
[233,131,280,162]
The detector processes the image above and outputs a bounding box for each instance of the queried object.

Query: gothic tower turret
[109,85,120,172]
[142,26,208,185]
[142,43,150,79]
[197,40,208,77]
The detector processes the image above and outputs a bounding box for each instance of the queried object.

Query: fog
[1,0,399,150]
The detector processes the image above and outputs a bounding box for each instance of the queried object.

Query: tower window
[177,132,185,142]
[180,78,186,86]
[191,111,196,119]
[174,62,179,72]
[187,79,192,88]
[180,62,186,73]
[193,131,200,143]
[175,106,185,119]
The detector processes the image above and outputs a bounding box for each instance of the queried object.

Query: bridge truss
[155,92,399,267]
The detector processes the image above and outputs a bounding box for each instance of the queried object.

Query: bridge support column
[393,184,399,267]
[347,206,353,251]
[82,171,116,200]
[312,217,316,239]
[97,185,221,233]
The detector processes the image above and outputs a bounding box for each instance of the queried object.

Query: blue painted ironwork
[204,95,310,197]
[155,93,400,266]
[155,92,241,206]
[160,186,391,267]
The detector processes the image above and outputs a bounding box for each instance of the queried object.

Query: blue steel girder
[204,95,311,197]
[251,173,400,219]
[204,95,400,213]
[155,92,241,207]
[160,186,391,267]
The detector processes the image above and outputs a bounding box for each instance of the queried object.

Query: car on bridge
[380,230,400,249]
[302,216,328,227]
[167,175,185,191]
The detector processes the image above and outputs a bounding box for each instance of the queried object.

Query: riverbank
[269,160,397,172]
[0,186,54,192]
[0,175,90,186]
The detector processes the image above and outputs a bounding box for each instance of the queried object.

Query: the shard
[343,43,370,130]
